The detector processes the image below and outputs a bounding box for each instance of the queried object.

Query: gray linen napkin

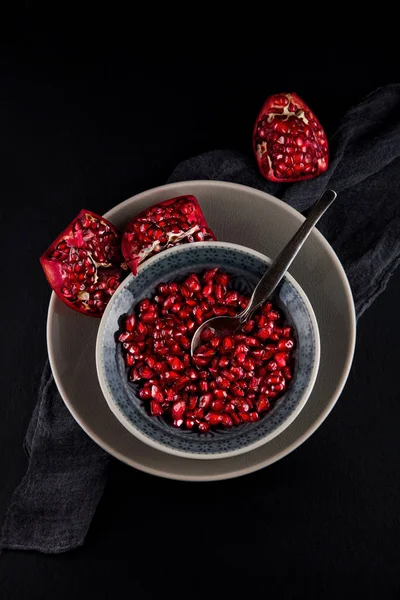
[0,362,110,553]
[1,84,399,554]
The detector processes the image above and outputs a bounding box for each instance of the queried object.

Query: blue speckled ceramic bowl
[96,242,320,460]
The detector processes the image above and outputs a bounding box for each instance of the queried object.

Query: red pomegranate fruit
[118,269,295,432]
[121,195,216,275]
[40,210,128,317]
[253,92,329,182]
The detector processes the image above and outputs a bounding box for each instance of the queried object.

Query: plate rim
[47,180,356,481]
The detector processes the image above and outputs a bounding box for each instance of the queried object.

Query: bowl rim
[96,240,321,460]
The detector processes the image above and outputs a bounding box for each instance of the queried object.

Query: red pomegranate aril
[257,396,271,413]
[205,412,223,426]
[277,339,295,351]
[214,389,228,400]
[282,327,292,338]
[172,400,186,420]
[139,386,152,400]
[267,360,278,371]
[210,336,221,349]
[138,366,155,379]
[199,393,213,409]
[163,371,180,382]
[198,422,210,433]
[229,366,244,380]
[194,407,205,419]
[232,413,242,426]
[267,310,280,321]
[167,356,185,371]
[283,366,293,380]
[225,291,239,305]
[249,412,260,422]
[118,331,133,343]
[221,414,233,428]
[215,376,230,390]
[211,400,225,412]
[176,375,190,390]
[220,369,234,383]
[274,353,287,368]
[235,352,246,365]
[199,381,209,393]
[258,325,274,341]
[239,412,251,422]
[271,383,285,393]
[186,417,196,430]
[125,354,135,367]
[243,357,256,371]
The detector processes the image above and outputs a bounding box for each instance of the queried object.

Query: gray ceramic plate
[47,181,356,481]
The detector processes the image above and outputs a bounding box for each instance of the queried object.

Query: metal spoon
[191,189,337,356]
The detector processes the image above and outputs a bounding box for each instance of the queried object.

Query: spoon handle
[239,189,337,322]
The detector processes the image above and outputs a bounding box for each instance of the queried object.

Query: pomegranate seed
[277,339,294,351]
[125,314,137,331]
[210,336,221,349]
[150,384,164,403]
[150,401,163,416]
[225,291,238,305]
[232,413,242,426]
[214,389,228,400]
[243,357,256,371]
[186,417,195,429]
[267,360,278,371]
[215,376,230,390]
[211,400,225,412]
[205,412,223,425]
[199,394,213,409]
[172,400,186,420]
[166,356,184,371]
[198,422,210,433]
[139,387,151,400]
[274,353,287,367]
[212,306,228,316]
[282,327,292,338]
[283,366,293,380]
[199,381,209,393]
[257,396,271,413]
[176,375,190,390]
[194,407,205,419]
[221,414,233,427]
[138,366,155,379]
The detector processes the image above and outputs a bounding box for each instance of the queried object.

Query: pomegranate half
[121,195,216,275]
[40,209,128,317]
[253,92,329,182]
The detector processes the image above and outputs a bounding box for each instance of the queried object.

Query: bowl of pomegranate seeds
[96,241,320,459]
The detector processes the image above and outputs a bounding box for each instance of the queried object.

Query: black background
[0,10,399,599]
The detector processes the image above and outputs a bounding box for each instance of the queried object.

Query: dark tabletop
[0,15,399,600]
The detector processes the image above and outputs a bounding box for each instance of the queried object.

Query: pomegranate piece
[40,209,128,317]
[253,92,329,182]
[118,268,296,432]
[121,195,216,275]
